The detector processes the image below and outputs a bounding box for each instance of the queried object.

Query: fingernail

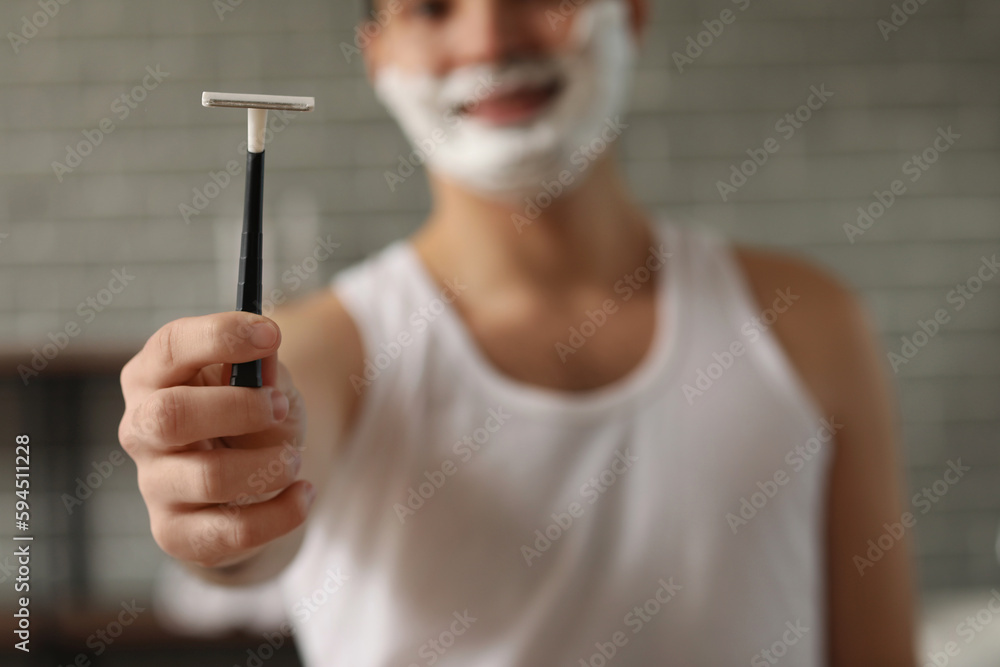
[270,389,289,422]
[304,482,316,506]
[250,322,279,349]
[290,450,303,476]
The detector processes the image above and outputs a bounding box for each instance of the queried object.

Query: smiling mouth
[456,78,565,126]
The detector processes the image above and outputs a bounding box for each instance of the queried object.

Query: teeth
[492,85,545,102]
[438,58,566,110]
[493,78,556,98]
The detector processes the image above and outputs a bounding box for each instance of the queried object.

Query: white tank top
[280,220,833,666]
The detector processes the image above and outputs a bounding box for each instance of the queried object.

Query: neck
[412,154,657,293]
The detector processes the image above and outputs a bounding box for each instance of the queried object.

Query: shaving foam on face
[373,0,637,201]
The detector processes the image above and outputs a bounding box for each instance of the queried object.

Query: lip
[457,78,564,126]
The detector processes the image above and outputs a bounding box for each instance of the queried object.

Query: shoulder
[271,239,412,387]
[729,242,858,320]
[728,241,883,419]
[271,288,362,363]
[271,287,367,434]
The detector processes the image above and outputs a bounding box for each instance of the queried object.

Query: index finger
[123,311,282,391]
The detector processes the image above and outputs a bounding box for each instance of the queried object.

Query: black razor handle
[231,150,265,388]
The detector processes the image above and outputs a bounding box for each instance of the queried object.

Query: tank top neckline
[394,220,690,418]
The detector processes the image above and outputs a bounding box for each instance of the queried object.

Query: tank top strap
[688,225,826,431]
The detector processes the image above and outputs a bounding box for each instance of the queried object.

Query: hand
[118,311,314,570]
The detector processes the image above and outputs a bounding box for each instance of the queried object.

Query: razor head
[202,91,315,112]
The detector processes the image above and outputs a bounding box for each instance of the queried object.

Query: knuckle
[135,468,157,506]
[193,552,225,569]
[220,314,252,356]
[227,514,258,552]
[291,490,310,526]
[241,389,269,426]
[277,446,301,484]
[154,319,182,370]
[278,373,306,421]
[118,412,139,456]
[198,452,226,503]
[131,402,156,443]
[119,355,136,392]
[207,316,228,355]
[188,545,221,569]
[188,515,230,567]
[190,537,226,568]
[136,466,169,522]
[149,514,177,558]
[147,390,185,442]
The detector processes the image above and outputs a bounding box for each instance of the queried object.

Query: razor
[202,91,316,387]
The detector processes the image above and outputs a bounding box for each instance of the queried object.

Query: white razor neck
[248,108,268,153]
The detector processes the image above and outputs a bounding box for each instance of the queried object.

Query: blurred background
[0,0,997,664]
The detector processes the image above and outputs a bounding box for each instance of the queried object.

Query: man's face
[363,0,645,198]
[364,0,643,128]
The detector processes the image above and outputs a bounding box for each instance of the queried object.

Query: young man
[118,0,918,664]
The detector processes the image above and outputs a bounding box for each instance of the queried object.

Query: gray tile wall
[0,0,997,602]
